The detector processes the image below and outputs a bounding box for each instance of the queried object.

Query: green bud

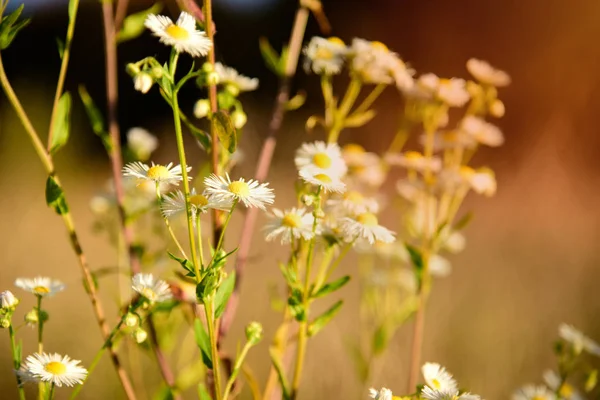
[151,66,163,79]
[206,71,220,86]
[134,328,147,344]
[0,317,10,329]
[38,310,49,323]
[245,321,263,345]
[231,110,247,129]
[126,63,141,77]
[25,309,38,325]
[202,62,214,73]
[225,84,240,97]
[124,313,138,328]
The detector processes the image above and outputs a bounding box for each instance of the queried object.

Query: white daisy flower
[543,370,582,400]
[295,141,347,179]
[385,151,442,173]
[15,277,65,297]
[326,190,380,215]
[133,72,153,94]
[144,12,212,57]
[466,58,511,87]
[215,62,259,93]
[299,169,346,193]
[161,188,232,219]
[132,273,172,304]
[303,36,348,75]
[264,208,315,244]
[350,38,412,86]
[22,352,88,387]
[459,116,504,147]
[122,161,191,187]
[342,145,386,188]
[422,387,481,400]
[127,127,158,161]
[422,362,458,393]
[512,384,554,400]
[0,290,18,309]
[559,323,600,356]
[368,387,393,400]
[203,173,275,210]
[460,167,497,196]
[341,212,395,244]
[413,74,470,107]
[396,178,426,203]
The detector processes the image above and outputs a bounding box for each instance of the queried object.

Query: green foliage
[117,3,163,43]
[0,4,30,50]
[343,110,376,128]
[269,348,291,400]
[56,37,65,59]
[278,262,299,289]
[259,37,283,76]
[167,251,196,278]
[214,271,236,318]
[307,300,343,337]
[197,384,212,400]
[67,0,77,21]
[78,85,112,152]
[193,319,213,369]
[49,92,72,155]
[285,91,306,111]
[45,176,69,215]
[287,289,306,322]
[405,243,423,270]
[372,324,389,355]
[212,110,237,153]
[312,275,350,298]
[196,269,220,303]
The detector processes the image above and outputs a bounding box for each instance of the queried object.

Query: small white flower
[299,169,346,193]
[161,188,232,219]
[145,12,212,57]
[350,38,412,86]
[264,208,315,244]
[215,62,259,93]
[22,352,88,387]
[326,190,380,215]
[461,167,497,196]
[122,161,191,187]
[231,110,247,129]
[343,146,386,188]
[443,231,466,254]
[422,387,481,400]
[429,255,452,278]
[512,384,554,400]
[295,141,347,179]
[413,74,470,107]
[133,328,148,344]
[459,116,504,147]
[559,323,600,356]
[422,362,458,393]
[543,370,582,400]
[0,290,18,309]
[369,387,393,400]
[194,99,211,118]
[385,151,442,173]
[204,173,275,210]
[89,195,112,215]
[466,58,511,87]
[127,127,158,161]
[133,72,153,94]
[303,36,348,75]
[341,212,395,244]
[132,273,172,304]
[15,277,65,297]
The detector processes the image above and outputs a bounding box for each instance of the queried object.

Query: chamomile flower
[466,58,511,87]
[0,290,18,309]
[421,387,481,400]
[543,370,582,400]
[145,12,212,57]
[295,141,347,179]
[22,352,88,387]
[368,387,393,400]
[460,167,497,196]
[299,169,346,193]
[430,255,452,278]
[350,38,411,86]
[127,127,158,161]
[414,74,470,107]
[15,277,65,297]
[264,208,315,244]
[161,188,233,219]
[122,162,191,187]
[459,116,504,147]
[559,323,600,356]
[215,62,259,93]
[132,273,172,304]
[203,174,275,209]
[342,145,386,188]
[326,190,380,215]
[422,362,458,393]
[341,212,395,244]
[512,384,554,400]
[303,36,348,75]
[385,151,442,173]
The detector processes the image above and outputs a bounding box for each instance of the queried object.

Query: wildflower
[414,74,470,107]
[430,254,452,278]
[559,323,600,356]
[132,273,172,304]
[512,384,554,400]
[89,195,112,215]
[145,11,212,57]
[466,58,511,87]
[341,212,395,244]
[0,290,18,309]
[215,62,259,94]
[231,110,248,129]
[543,370,582,400]
[161,188,232,219]
[368,387,393,400]
[122,162,190,187]
[127,127,158,161]
[422,386,481,400]
[350,38,413,87]
[459,116,504,147]
[264,208,315,244]
[204,174,275,210]
[295,141,347,179]
[15,277,65,297]
[303,36,348,75]
[124,313,139,328]
[422,362,458,393]
[24,310,39,326]
[194,99,211,118]
[133,328,148,344]
[21,352,88,387]
[342,145,386,187]
[133,71,153,94]
[462,167,497,197]
[326,190,380,215]
[385,151,442,173]
[299,169,346,193]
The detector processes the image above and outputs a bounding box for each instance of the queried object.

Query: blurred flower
[386,151,442,173]
[559,323,600,356]
[466,58,511,87]
[422,362,458,393]
[264,208,315,244]
[341,212,395,244]
[342,145,386,188]
[543,370,583,400]
[326,190,380,215]
[127,127,158,161]
[443,231,466,254]
[0,290,18,310]
[369,387,393,400]
[161,188,232,219]
[145,12,212,57]
[299,169,346,193]
[215,62,258,93]
[15,277,65,298]
[231,110,248,129]
[421,130,477,152]
[489,99,505,118]
[350,39,413,87]
[414,74,470,107]
[512,384,554,400]
[194,99,211,118]
[295,141,347,179]
[21,352,88,387]
[204,174,275,209]
[132,273,172,304]
[123,162,190,187]
[89,195,112,215]
[429,254,452,278]
[459,116,504,147]
[422,386,481,400]
[133,328,148,344]
[303,36,348,75]
[133,72,153,94]
[462,167,497,196]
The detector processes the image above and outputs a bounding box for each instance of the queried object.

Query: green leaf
[312,275,350,298]
[117,3,163,43]
[586,369,598,392]
[259,37,282,76]
[287,289,305,322]
[0,4,30,50]
[343,110,376,128]
[68,0,78,21]
[453,211,473,231]
[45,176,69,215]
[196,269,220,303]
[49,92,72,155]
[214,271,236,318]
[405,243,423,270]
[307,300,343,337]
[212,110,237,153]
[78,85,112,152]
[186,122,210,150]
[197,384,212,400]
[193,319,213,369]
[372,324,389,355]
[56,37,65,59]
[153,386,174,400]
[167,251,196,278]
[278,45,289,76]
[278,262,298,288]
[269,348,291,400]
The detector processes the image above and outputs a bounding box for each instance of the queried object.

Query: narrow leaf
[343,110,376,128]
[259,37,282,76]
[212,110,237,153]
[372,324,389,355]
[214,271,236,318]
[453,211,474,231]
[68,0,78,21]
[312,275,350,298]
[78,85,112,152]
[117,3,163,43]
[269,348,291,400]
[56,37,65,59]
[193,319,213,369]
[45,176,69,215]
[285,91,306,111]
[167,251,196,277]
[307,300,343,337]
[197,384,212,400]
[405,243,423,270]
[49,92,71,155]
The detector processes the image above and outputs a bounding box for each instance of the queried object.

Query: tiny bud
[134,72,154,94]
[134,328,147,344]
[315,209,325,219]
[25,310,38,326]
[89,196,111,215]
[38,310,49,323]
[301,195,314,206]
[126,63,141,77]
[206,71,220,86]
[489,99,505,118]
[202,62,214,73]
[225,84,240,97]
[0,318,10,329]
[231,110,247,129]
[245,321,263,345]
[151,66,163,79]
[124,313,138,328]
[194,99,211,119]
[0,290,19,310]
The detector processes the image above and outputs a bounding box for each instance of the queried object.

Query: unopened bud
[194,99,211,119]
[126,63,141,77]
[124,313,138,328]
[134,72,154,94]
[25,310,38,326]
[225,84,240,97]
[0,290,19,310]
[245,321,263,345]
[489,99,505,118]
[1,318,10,329]
[206,71,220,86]
[202,62,214,73]
[151,66,163,79]
[301,195,314,206]
[134,328,147,344]
[231,110,247,129]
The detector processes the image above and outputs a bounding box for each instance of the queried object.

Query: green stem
[213,200,237,258]
[222,341,253,399]
[312,247,334,292]
[155,184,188,258]
[351,83,385,116]
[9,325,26,400]
[204,301,223,400]
[327,78,362,143]
[196,214,205,268]
[37,296,44,400]
[321,243,353,286]
[70,348,105,400]
[47,383,55,400]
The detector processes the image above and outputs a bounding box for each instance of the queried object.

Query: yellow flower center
[147,165,170,181]
[431,378,441,389]
[165,24,190,40]
[140,287,157,301]
[314,174,332,184]
[45,361,67,375]
[357,213,378,227]
[190,194,209,207]
[560,384,574,398]
[315,47,334,60]
[327,37,345,46]
[282,213,302,228]
[312,152,332,169]
[404,151,423,160]
[348,164,366,174]
[344,190,364,204]
[33,286,49,294]
[459,166,475,178]
[228,181,250,197]
[371,41,389,52]
[343,144,365,154]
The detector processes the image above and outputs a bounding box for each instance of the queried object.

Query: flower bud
[133,72,153,94]
[124,313,138,328]
[301,194,314,206]
[206,71,220,86]
[194,99,211,119]
[225,84,240,97]
[245,321,263,345]
[134,328,147,344]
[0,290,19,310]
[202,62,214,73]
[89,196,111,215]
[489,99,505,118]
[1,318,10,329]
[126,63,141,77]
[25,310,38,326]
[151,66,163,79]
[231,110,247,129]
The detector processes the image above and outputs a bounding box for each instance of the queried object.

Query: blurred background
[2,0,600,398]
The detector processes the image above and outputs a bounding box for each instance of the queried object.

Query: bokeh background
[2,0,600,398]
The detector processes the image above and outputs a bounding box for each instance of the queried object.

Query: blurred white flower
[369,387,393,400]
[295,141,347,179]
[512,384,554,400]
[350,39,413,87]
[466,58,511,87]
[15,277,65,298]
[341,212,395,244]
[559,323,600,356]
[204,174,275,209]
[429,254,452,278]
[127,127,158,161]
[264,208,315,244]
[194,99,211,118]
[543,370,583,400]
[145,12,212,57]
[132,273,172,304]
[443,231,466,254]
[385,151,442,173]
[22,352,88,387]
[326,190,380,215]
[459,116,504,147]
[215,62,259,93]
[303,36,348,75]
[414,74,470,107]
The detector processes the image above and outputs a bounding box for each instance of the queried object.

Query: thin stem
[37,296,44,400]
[70,348,105,399]
[9,325,26,400]
[156,185,188,258]
[321,243,353,286]
[205,301,223,400]
[114,0,130,31]
[222,341,253,399]
[212,201,237,260]
[196,215,205,267]
[351,83,385,116]
[147,314,179,397]
[46,0,79,151]
[47,383,55,400]
[328,78,362,144]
